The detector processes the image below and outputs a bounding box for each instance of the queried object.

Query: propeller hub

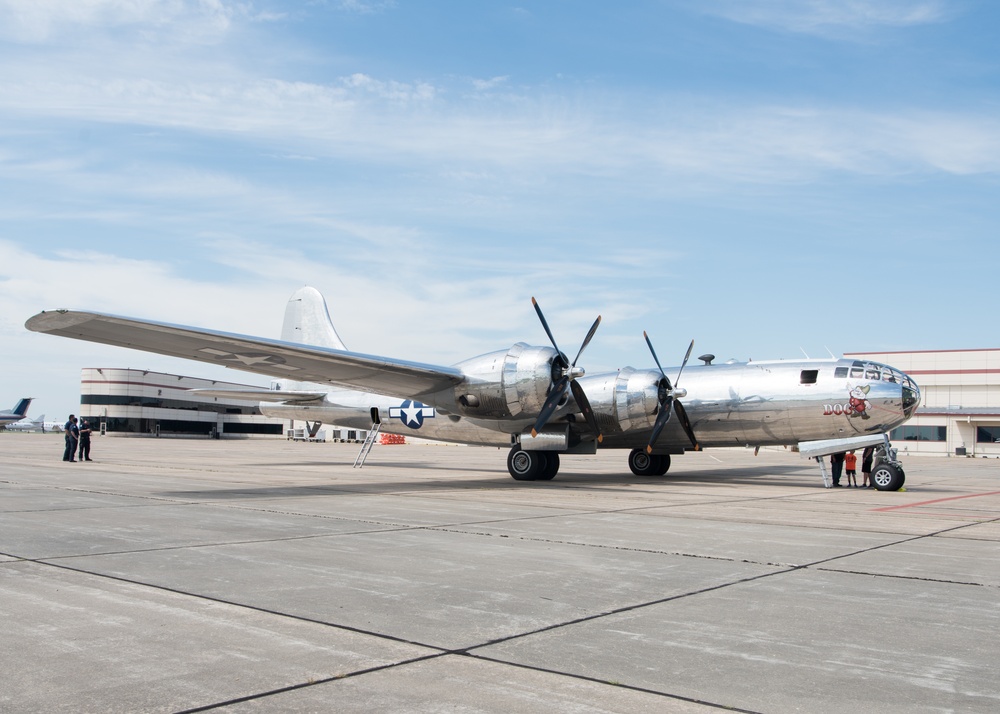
[672,387,687,399]
[568,366,585,379]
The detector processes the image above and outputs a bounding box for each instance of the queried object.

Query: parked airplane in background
[25,288,920,489]
[0,398,33,428]
[5,414,64,433]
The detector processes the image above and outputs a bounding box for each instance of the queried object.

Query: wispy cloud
[0,0,256,44]
[6,66,998,183]
[698,0,951,37]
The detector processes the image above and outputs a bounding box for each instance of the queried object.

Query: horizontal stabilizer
[798,433,886,460]
[189,388,328,404]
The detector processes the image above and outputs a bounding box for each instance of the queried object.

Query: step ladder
[353,423,381,468]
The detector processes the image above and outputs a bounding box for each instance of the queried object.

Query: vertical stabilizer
[11,398,32,417]
[281,287,348,350]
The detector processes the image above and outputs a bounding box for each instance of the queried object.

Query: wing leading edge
[25,310,464,398]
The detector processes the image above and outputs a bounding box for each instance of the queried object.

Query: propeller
[644,334,699,454]
[530,298,603,443]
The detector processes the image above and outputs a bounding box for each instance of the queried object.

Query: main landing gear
[506,446,677,481]
[507,446,559,481]
[628,449,671,476]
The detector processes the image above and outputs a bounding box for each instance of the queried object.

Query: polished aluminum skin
[26,286,920,479]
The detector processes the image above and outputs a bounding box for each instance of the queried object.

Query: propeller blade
[673,400,700,451]
[643,331,670,387]
[531,375,569,438]
[645,394,674,454]
[570,378,603,444]
[531,297,561,355]
[572,315,602,367]
[529,299,602,443]
[674,339,694,386]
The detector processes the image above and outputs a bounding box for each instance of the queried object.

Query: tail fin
[281,287,348,350]
[11,398,32,417]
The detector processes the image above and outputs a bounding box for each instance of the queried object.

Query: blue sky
[1,0,998,420]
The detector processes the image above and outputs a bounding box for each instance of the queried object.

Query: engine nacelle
[453,342,561,419]
[581,367,662,434]
[615,367,664,432]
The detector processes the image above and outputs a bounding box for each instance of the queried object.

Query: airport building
[79,368,284,437]
[847,348,1000,458]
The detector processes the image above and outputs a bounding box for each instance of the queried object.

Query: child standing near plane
[845,450,858,487]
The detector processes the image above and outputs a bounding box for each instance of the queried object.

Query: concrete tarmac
[1,433,998,713]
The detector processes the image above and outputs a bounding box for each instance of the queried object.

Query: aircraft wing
[25,310,465,397]
[190,388,329,404]
[797,434,887,459]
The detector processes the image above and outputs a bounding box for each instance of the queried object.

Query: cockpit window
[835,367,848,378]
[850,367,863,378]
[865,367,881,380]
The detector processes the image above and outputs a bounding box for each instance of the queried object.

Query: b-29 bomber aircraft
[25,287,920,490]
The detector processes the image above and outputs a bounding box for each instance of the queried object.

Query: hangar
[847,348,1000,458]
[78,368,284,437]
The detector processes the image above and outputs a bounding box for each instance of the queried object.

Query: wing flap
[797,434,886,459]
[189,388,329,404]
[26,310,465,397]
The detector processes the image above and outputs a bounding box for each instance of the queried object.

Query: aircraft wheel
[628,448,662,476]
[872,463,905,491]
[536,452,560,480]
[508,446,544,481]
[655,454,671,475]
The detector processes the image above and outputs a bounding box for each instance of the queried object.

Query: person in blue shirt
[78,420,93,461]
[63,415,79,462]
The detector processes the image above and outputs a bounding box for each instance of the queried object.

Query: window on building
[891,425,947,442]
[976,426,1000,444]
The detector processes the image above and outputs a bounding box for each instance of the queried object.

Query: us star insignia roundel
[389,400,436,429]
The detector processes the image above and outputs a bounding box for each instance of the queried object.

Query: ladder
[353,423,381,468]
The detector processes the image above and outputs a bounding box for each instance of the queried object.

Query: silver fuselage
[263,356,919,452]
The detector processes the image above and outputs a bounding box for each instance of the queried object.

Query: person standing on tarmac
[62,415,79,462]
[861,445,876,488]
[845,450,858,487]
[78,420,93,461]
[830,451,846,487]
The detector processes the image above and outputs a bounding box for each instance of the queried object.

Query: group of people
[830,446,876,488]
[62,414,93,462]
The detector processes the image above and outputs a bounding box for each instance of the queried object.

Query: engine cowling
[453,342,561,419]
[579,367,662,435]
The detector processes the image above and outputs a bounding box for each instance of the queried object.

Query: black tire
[536,452,560,480]
[628,449,661,476]
[508,446,544,481]
[655,453,671,475]
[872,462,905,491]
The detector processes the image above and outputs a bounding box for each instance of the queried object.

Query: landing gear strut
[628,449,671,476]
[507,446,560,481]
[871,440,906,491]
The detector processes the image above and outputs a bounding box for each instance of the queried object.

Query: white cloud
[0,0,252,43]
